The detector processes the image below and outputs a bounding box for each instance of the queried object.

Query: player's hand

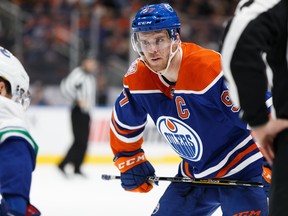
[114,149,155,193]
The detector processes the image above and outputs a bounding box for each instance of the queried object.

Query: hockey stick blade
[101,174,263,187]
[101,174,120,180]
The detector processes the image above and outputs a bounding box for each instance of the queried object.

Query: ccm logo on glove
[115,152,146,172]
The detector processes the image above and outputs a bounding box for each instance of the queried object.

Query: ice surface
[30,163,222,216]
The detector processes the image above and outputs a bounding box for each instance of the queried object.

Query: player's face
[0,80,11,98]
[138,31,172,72]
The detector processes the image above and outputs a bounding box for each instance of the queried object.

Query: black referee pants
[269,129,288,216]
[60,105,90,173]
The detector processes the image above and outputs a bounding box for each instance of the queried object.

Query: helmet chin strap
[158,40,180,76]
[139,39,181,76]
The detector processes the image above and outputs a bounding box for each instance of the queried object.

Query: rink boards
[27,106,180,164]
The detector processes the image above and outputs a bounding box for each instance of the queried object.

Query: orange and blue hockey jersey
[110,42,270,180]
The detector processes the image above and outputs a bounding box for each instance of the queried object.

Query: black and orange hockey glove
[262,158,272,197]
[114,149,155,193]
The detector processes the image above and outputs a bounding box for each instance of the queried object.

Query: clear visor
[131,32,173,55]
[12,88,31,110]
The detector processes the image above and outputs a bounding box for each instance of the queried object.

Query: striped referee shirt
[61,66,96,113]
[221,0,288,127]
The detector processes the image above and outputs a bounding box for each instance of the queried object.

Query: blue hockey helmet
[132,3,181,40]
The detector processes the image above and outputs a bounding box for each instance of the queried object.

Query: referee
[58,55,97,177]
[221,0,288,215]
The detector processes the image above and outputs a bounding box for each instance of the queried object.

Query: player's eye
[156,38,164,43]
[140,40,150,47]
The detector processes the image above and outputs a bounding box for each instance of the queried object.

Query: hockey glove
[0,199,40,216]
[26,204,41,216]
[114,149,155,193]
[262,159,272,197]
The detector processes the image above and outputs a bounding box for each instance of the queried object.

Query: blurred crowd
[0,0,239,106]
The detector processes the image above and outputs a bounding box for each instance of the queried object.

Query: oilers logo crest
[157,116,203,162]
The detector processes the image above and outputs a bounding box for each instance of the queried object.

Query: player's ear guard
[114,149,156,193]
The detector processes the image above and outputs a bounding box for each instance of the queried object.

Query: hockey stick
[101,174,263,187]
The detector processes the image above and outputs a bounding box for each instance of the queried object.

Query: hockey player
[110,3,269,215]
[0,47,40,216]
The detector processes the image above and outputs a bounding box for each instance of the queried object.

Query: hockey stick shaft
[101,174,263,187]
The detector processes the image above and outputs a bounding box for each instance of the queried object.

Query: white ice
[30,163,222,216]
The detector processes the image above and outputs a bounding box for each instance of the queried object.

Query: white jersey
[60,66,96,114]
[0,96,38,153]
